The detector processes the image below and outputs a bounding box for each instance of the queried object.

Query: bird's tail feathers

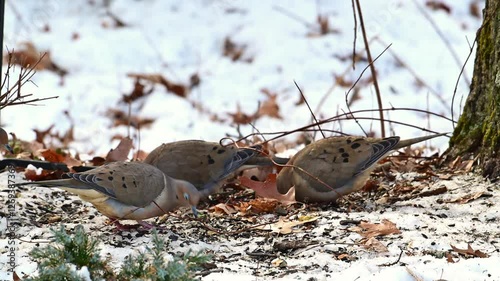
[395,132,449,149]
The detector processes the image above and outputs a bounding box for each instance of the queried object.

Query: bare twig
[1,50,59,109]
[451,35,477,129]
[351,0,358,70]
[345,44,391,137]
[293,80,325,138]
[354,0,385,137]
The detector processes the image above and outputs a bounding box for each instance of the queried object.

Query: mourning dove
[144,140,289,192]
[17,161,214,228]
[277,133,447,203]
[0,128,14,154]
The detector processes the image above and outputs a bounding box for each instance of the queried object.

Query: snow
[1,0,496,280]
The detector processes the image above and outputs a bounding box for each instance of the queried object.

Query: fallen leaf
[33,124,55,146]
[450,244,488,258]
[122,78,154,103]
[425,1,451,14]
[40,149,65,163]
[126,73,189,97]
[238,198,280,215]
[257,89,282,119]
[24,167,62,181]
[106,108,155,129]
[444,191,486,204]
[446,252,456,263]
[91,156,106,166]
[8,42,67,76]
[228,103,256,125]
[240,174,296,204]
[362,237,389,253]
[210,203,238,215]
[223,37,252,62]
[106,137,133,162]
[353,219,401,239]
[255,216,318,234]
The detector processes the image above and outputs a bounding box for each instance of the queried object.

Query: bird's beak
[191,205,198,218]
[4,144,14,154]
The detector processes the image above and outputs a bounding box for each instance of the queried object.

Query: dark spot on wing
[341,152,349,158]
[176,194,179,199]
[343,158,349,163]
[108,176,113,181]
[212,146,218,150]
[351,142,361,149]
[207,155,215,165]
[332,156,337,162]
[122,176,125,181]
[339,148,345,153]
[122,183,127,188]
[346,139,352,144]
[217,149,225,154]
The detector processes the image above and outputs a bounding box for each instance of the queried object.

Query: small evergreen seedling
[27,225,112,281]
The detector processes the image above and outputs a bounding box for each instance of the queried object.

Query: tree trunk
[448,0,500,180]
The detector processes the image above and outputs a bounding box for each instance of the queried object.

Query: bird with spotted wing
[16,161,217,229]
[144,140,289,193]
[277,133,447,203]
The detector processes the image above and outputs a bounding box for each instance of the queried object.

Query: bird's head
[176,181,201,217]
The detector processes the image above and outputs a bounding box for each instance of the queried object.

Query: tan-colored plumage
[18,161,208,226]
[277,133,447,203]
[0,128,13,154]
[144,140,288,192]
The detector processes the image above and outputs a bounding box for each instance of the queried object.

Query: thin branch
[451,35,477,129]
[293,80,325,138]
[355,0,385,137]
[345,44,391,137]
[351,0,357,70]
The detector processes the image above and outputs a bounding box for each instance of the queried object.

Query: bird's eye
[183,193,190,201]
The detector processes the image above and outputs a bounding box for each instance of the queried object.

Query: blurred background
[1,0,484,158]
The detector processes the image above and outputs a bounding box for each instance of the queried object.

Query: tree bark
[448,0,500,180]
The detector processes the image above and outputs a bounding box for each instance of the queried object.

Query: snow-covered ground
[1,0,496,280]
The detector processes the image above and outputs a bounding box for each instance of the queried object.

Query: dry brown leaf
[469,2,481,18]
[238,198,280,214]
[210,203,238,215]
[126,73,188,97]
[256,216,318,234]
[40,149,65,163]
[133,149,149,161]
[8,42,67,76]
[122,79,154,103]
[450,244,488,258]
[24,168,62,182]
[444,191,485,204]
[228,103,256,125]
[33,125,55,146]
[446,252,456,263]
[355,219,401,239]
[91,156,106,166]
[106,137,133,162]
[106,108,155,129]
[425,1,452,13]
[257,89,282,119]
[223,37,251,62]
[240,174,296,204]
[362,237,389,253]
